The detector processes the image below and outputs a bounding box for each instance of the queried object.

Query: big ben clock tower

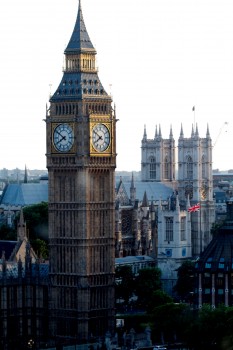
[46,1,116,342]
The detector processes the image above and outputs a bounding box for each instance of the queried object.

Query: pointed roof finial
[130,173,136,204]
[24,164,28,184]
[143,125,147,140]
[130,172,135,189]
[17,209,27,242]
[191,124,194,137]
[180,123,184,138]
[169,125,173,138]
[142,191,149,208]
[206,123,210,138]
[195,123,199,137]
[159,124,162,137]
[155,125,158,138]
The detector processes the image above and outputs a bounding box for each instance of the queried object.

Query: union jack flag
[188,203,200,213]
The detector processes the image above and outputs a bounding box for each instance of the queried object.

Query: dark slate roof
[196,230,233,272]
[115,255,155,265]
[123,181,174,201]
[196,201,233,272]
[65,0,95,54]
[0,181,173,207]
[50,72,109,102]
[0,183,48,206]
[0,262,49,280]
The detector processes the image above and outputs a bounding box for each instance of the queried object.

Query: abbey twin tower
[115,122,215,293]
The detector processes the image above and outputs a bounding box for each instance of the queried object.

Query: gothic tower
[141,125,175,182]
[46,1,116,342]
[178,124,215,256]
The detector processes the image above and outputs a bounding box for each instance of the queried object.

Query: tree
[22,202,48,241]
[0,224,16,241]
[115,265,135,304]
[147,289,173,312]
[173,260,195,301]
[149,302,190,345]
[134,267,161,309]
[31,238,49,260]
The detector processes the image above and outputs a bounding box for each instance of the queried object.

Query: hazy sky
[0,0,233,171]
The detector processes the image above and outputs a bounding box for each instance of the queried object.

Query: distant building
[0,181,48,227]
[0,210,49,349]
[195,198,233,308]
[115,255,155,276]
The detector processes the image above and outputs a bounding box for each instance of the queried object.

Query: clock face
[201,183,207,200]
[53,123,74,152]
[92,123,110,152]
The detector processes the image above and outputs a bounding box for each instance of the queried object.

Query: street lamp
[28,339,34,348]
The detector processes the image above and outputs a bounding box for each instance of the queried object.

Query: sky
[0,0,233,172]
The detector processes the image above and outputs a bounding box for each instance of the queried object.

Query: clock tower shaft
[46,1,116,342]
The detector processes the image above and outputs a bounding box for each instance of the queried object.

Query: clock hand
[56,130,65,138]
[93,130,100,137]
[57,135,66,143]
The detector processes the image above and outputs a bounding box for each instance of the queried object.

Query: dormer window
[205,257,212,268]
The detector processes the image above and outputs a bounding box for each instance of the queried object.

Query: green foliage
[31,238,49,259]
[147,289,173,312]
[183,304,233,349]
[0,224,16,241]
[134,267,161,308]
[117,314,150,333]
[115,265,135,304]
[173,260,195,300]
[22,202,48,241]
[149,302,190,343]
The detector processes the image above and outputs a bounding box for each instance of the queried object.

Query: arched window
[164,156,169,179]
[150,157,156,180]
[202,155,206,178]
[187,156,193,179]
[165,217,173,242]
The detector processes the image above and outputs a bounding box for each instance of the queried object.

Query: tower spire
[191,124,194,137]
[65,0,95,54]
[143,125,147,140]
[169,125,173,138]
[180,123,184,138]
[24,164,28,184]
[206,123,210,138]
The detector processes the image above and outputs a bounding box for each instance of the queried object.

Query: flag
[188,203,200,213]
[192,106,195,111]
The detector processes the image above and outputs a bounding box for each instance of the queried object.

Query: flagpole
[192,106,195,129]
[200,203,202,254]
[188,202,201,255]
